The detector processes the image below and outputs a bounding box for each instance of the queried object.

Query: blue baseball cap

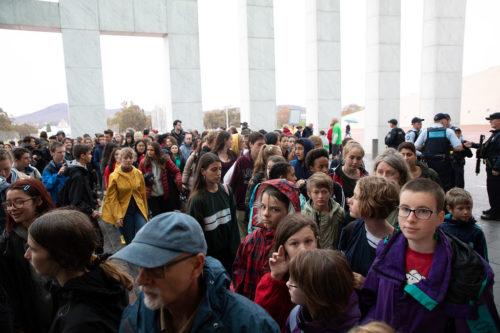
[110,212,207,268]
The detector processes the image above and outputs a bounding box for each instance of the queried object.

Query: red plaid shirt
[230,227,275,300]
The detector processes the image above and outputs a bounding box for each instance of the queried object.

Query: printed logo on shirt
[406,269,426,285]
[203,208,232,231]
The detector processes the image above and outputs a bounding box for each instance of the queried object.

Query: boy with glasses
[360,178,500,331]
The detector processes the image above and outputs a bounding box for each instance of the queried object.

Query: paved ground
[101,124,499,308]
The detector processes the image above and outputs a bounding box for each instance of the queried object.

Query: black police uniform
[481,129,500,219]
[385,127,405,149]
[423,127,454,192]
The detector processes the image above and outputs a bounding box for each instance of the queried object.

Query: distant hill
[12,103,144,126]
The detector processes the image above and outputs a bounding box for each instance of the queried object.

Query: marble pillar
[305,0,341,133]
[60,0,107,137]
[364,0,401,157]
[164,0,203,132]
[419,0,466,126]
[238,0,276,131]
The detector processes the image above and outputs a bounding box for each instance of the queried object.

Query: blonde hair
[252,144,282,175]
[120,147,137,161]
[343,141,364,158]
[309,135,323,148]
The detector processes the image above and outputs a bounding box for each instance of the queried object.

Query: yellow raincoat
[102,166,148,226]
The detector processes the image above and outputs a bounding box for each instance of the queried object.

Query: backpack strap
[222,183,230,196]
[288,306,304,333]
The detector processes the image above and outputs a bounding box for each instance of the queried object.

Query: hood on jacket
[293,138,315,180]
[250,179,301,229]
[52,268,126,300]
[64,160,88,177]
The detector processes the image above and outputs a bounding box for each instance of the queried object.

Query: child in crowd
[305,148,345,208]
[187,153,240,273]
[339,176,399,288]
[360,178,500,331]
[440,187,488,261]
[290,138,315,181]
[231,179,301,300]
[269,162,297,183]
[330,141,367,199]
[245,145,283,208]
[229,131,266,240]
[246,154,287,233]
[255,214,319,331]
[169,143,185,173]
[302,173,345,249]
[286,249,361,332]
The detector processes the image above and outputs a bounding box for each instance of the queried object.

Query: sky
[1,0,499,118]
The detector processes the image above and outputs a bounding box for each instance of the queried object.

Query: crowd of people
[0,113,499,332]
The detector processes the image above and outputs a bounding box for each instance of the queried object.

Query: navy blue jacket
[440,215,488,261]
[119,257,279,333]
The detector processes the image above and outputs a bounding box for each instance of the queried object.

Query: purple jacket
[286,292,360,333]
[360,229,500,332]
[229,152,254,210]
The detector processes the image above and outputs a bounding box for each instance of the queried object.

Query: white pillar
[419,0,466,125]
[165,0,203,131]
[59,0,107,137]
[364,0,401,156]
[305,0,341,134]
[238,0,276,131]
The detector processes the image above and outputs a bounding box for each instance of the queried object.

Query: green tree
[45,123,52,132]
[14,123,39,138]
[0,108,14,131]
[108,101,151,131]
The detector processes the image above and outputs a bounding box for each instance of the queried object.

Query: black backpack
[395,128,406,146]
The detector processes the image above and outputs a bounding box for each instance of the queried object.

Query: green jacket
[303,198,345,249]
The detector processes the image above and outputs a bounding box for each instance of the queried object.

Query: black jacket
[302,126,313,138]
[49,268,128,333]
[0,226,53,333]
[385,127,405,149]
[60,162,97,215]
[170,129,185,146]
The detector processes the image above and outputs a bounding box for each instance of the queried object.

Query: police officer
[466,112,500,221]
[385,119,405,149]
[406,117,424,157]
[415,113,463,192]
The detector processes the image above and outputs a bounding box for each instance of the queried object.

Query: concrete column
[59,0,106,137]
[364,0,401,156]
[165,0,203,131]
[238,0,276,131]
[305,0,341,134]
[419,0,466,125]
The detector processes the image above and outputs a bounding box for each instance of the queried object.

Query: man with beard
[112,212,279,332]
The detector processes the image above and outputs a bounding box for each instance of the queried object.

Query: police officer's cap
[485,112,500,120]
[411,117,424,124]
[388,119,398,125]
[434,113,449,121]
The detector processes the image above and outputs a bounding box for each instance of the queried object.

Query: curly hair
[356,176,399,219]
